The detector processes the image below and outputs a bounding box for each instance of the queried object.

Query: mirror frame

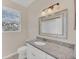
[39,9,68,39]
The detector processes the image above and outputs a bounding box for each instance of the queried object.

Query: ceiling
[11,0,36,8]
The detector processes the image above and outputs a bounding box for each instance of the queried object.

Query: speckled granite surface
[26,39,75,59]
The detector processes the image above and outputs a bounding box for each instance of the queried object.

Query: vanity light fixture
[41,3,60,16]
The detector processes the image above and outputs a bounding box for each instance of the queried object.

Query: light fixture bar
[42,3,59,11]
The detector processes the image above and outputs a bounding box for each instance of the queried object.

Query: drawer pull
[32,53,36,56]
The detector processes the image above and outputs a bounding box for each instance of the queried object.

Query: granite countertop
[26,39,75,59]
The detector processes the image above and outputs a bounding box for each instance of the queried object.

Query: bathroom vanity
[26,38,74,59]
[27,43,56,59]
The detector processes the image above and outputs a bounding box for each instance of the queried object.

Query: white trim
[3,52,17,59]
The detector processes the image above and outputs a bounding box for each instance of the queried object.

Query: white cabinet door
[27,44,46,59]
[47,54,56,59]
[31,48,46,59]
[27,44,33,59]
[31,51,46,59]
[27,44,37,59]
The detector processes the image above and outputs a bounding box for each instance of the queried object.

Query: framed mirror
[39,9,68,39]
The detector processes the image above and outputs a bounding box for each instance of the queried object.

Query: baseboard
[3,52,17,59]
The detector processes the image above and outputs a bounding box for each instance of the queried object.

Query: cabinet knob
[32,53,36,56]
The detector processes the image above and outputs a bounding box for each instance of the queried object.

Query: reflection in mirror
[39,9,68,39]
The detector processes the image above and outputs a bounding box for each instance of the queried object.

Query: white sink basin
[34,41,46,46]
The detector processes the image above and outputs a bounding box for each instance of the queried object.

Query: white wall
[2,0,29,57]
[27,0,76,44]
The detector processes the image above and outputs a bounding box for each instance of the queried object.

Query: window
[2,7,21,32]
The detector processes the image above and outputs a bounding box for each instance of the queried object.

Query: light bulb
[47,8,53,14]
[41,11,46,16]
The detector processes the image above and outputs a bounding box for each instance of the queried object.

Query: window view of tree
[2,7,21,32]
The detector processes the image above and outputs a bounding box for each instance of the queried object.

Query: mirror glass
[39,9,68,39]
